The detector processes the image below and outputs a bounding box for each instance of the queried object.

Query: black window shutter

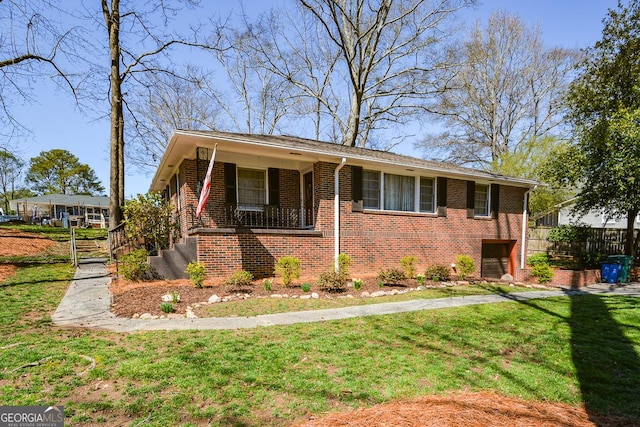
[224,163,237,204]
[351,166,363,212]
[437,177,447,217]
[268,168,280,206]
[491,183,500,219]
[466,180,475,218]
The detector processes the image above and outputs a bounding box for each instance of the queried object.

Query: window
[237,168,265,209]
[362,171,436,213]
[474,184,490,217]
[384,173,414,211]
[363,170,380,209]
[420,177,435,213]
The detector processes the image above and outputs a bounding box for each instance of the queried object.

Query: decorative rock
[132,313,140,319]
[311,292,319,299]
[300,295,311,299]
[139,313,156,319]
[271,294,284,299]
[361,291,371,297]
[161,294,174,302]
[208,294,221,304]
[500,274,514,282]
[457,281,470,286]
[371,291,387,297]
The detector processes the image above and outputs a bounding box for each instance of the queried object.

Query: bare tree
[127,70,221,174]
[235,0,473,148]
[0,0,79,141]
[419,11,579,168]
[0,150,24,213]
[96,0,224,228]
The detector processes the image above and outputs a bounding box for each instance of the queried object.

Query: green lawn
[1,262,640,426]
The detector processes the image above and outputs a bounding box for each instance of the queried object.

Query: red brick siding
[177,158,529,280]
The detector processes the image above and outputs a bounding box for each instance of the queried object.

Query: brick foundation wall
[177,158,529,280]
[516,268,601,288]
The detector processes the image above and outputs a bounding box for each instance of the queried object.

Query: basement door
[481,241,515,279]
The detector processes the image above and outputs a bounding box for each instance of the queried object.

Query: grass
[0,224,108,241]
[1,262,640,426]
[198,284,542,318]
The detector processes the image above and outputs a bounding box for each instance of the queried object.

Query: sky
[9,0,616,199]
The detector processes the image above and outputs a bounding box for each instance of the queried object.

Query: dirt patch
[0,228,57,257]
[293,390,628,427]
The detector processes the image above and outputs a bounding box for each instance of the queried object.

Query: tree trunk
[625,208,638,257]
[104,0,124,229]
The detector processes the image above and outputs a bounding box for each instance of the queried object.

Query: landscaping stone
[371,291,387,297]
[501,274,514,282]
[311,292,319,299]
[271,294,283,299]
[208,294,221,304]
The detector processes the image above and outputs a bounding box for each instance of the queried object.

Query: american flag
[196,144,218,218]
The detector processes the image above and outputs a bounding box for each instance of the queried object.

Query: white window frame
[237,167,267,211]
[474,183,491,217]
[363,170,437,214]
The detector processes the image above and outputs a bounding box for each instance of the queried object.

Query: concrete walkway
[52,259,640,333]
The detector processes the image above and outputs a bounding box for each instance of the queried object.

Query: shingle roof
[10,194,110,207]
[177,130,540,188]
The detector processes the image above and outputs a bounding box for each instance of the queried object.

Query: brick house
[149,130,538,280]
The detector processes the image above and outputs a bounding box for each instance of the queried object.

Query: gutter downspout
[334,158,347,271]
[520,185,538,269]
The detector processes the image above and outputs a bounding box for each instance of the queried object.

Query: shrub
[337,253,352,279]
[262,279,273,291]
[317,270,346,292]
[120,248,151,281]
[424,264,451,282]
[352,278,363,290]
[171,291,180,303]
[160,302,175,313]
[378,267,405,284]
[122,192,179,255]
[400,255,418,278]
[455,255,475,280]
[275,256,301,287]
[185,261,206,288]
[531,263,554,284]
[527,253,550,267]
[416,274,425,285]
[224,270,254,289]
[301,283,311,292]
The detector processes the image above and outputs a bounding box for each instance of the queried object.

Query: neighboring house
[536,198,640,229]
[149,130,539,280]
[9,194,110,228]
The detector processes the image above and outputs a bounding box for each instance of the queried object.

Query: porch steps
[148,237,197,280]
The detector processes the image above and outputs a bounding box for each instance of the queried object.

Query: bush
[275,256,301,287]
[301,283,311,292]
[531,263,554,284]
[416,274,425,285]
[337,253,352,279]
[224,270,254,289]
[262,279,273,291]
[424,264,451,282]
[185,261,206,288]
[400,255,418,278]
[455,255,475,280]
[120,249,151,281]
[378,267,406,284]
[352,278,363,290]
[160,302,175,313]
[527,253,550,267]
[317,270,347,292]
[122,192,178,255]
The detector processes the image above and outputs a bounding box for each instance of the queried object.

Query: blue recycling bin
[601,262,621,284]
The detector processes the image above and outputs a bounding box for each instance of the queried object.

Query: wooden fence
[528,226,636,258]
